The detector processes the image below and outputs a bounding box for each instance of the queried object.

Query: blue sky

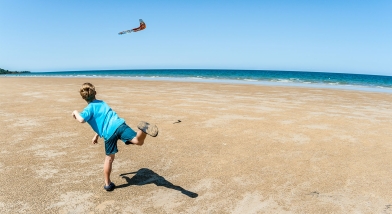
[1,0,391,75]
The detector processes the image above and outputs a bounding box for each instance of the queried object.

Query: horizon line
[28,68,392,77]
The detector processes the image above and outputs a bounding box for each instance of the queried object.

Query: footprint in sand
[384,204,392,214]
[95,200,117,212]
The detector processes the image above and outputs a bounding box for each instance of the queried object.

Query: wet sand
[1,77,392,213]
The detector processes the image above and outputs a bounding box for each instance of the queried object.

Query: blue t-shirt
[80,100,125,140]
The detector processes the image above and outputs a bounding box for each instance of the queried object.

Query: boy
[72,83,158,191]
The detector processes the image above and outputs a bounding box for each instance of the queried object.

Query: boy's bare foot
[137,121,158,137]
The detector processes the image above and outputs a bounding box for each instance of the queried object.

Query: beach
[1,77,392,213]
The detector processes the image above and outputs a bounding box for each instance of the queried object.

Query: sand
[1,77,392,213]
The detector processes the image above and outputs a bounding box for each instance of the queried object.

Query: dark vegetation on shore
[0,68,30,74]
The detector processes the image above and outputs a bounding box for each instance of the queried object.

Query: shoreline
[2,75,392,94]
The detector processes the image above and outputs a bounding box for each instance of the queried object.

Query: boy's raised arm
[72,110,86,123]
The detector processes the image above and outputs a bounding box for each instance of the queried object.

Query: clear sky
[1,0,391,75]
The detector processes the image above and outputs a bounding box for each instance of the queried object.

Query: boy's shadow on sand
[117,168,198,198]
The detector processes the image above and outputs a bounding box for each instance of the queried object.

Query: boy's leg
[128,130,147,145]
[104,154,115,186]
[124,121,158,146]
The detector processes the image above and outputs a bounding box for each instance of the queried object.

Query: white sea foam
[276,79,292,83]
[376,86,392,89]
[289,78,300,81]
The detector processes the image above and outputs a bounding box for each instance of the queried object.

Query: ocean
[4,69,392,93]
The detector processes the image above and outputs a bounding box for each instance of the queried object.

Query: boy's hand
[72,110,85,123]
[72,110,78,119]
[92,134,99,144]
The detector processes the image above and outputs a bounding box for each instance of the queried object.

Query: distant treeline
[0,68,30,74]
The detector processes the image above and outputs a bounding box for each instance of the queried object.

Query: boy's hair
[80,83,96,102]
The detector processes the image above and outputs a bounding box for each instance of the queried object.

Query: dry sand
[1,77,392,213]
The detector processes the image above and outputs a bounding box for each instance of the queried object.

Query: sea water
[5,69,392,93]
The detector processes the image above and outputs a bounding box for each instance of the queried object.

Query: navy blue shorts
[104,123,137,155]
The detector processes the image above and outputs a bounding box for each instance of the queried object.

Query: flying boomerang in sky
[118,19,146,35]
